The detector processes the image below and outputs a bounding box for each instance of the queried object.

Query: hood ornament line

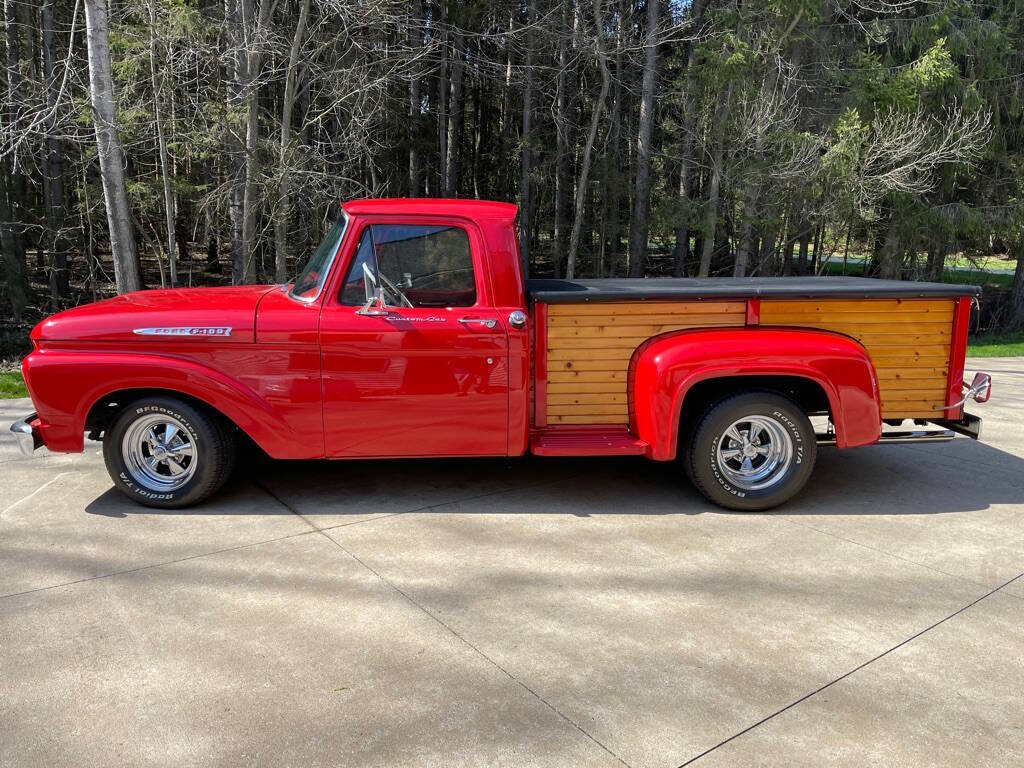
[133,326,232,338]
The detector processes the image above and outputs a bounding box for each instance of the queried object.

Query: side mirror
[356,290,389,317]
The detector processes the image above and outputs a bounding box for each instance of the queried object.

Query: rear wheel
[686,392,816,511]
[103,396,236,508]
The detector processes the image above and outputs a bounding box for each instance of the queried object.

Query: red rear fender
[630,328,881,460]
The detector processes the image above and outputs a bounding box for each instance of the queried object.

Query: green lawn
[0,371,29,399]
[967,332,1024,357]
[820,260,1014,288]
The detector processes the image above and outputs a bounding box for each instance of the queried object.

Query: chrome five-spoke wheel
[715,415,794,492]
[122,414,198,492]
[687,392,816,511]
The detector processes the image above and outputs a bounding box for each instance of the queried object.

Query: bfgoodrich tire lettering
[102,396,236,509]
[687,392,816,511]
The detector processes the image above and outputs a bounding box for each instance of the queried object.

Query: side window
[339,229,378,306]
[339,224,477,308]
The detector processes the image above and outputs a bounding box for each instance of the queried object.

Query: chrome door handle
[458,317,497,329]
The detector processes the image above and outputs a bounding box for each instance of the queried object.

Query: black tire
[686,392,816,511]
[102,396,236,509]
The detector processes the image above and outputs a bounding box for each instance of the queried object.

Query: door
[320,220,509,457]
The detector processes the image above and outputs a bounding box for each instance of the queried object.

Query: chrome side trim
[816,429,956,446]
[133,327,232,337]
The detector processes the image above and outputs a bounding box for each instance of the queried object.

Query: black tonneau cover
[526,276,980,304]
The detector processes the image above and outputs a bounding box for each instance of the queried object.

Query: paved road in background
[2,358,1022,767]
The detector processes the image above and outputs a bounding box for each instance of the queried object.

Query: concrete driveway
[2,357,1022,767]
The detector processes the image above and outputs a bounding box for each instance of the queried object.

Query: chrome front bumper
[10,413,42,456]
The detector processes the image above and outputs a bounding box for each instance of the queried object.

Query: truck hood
[32,285,279,344]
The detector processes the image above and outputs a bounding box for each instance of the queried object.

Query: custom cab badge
[133,327,232,337]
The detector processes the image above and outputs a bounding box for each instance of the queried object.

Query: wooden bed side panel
[545,301,746,425]
[759,298,954,419]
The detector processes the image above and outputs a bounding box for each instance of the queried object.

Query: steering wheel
[379,271,414,308]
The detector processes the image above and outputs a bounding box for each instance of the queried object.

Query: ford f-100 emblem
[133,327,232,337]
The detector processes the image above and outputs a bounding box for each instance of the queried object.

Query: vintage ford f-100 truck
[13,198,991,510]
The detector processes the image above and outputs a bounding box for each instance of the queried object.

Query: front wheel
[686,392,816,511]
[103,396,236,509]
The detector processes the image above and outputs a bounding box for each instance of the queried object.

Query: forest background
[1,0,1023,362]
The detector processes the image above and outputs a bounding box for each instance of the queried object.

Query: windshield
[288,211,348,301]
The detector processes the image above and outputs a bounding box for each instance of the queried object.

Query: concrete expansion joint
[258,482,633,768]
[674,569,1024,767]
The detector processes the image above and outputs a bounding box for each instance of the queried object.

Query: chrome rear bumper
[816,412,982,446]
[816,429,956,446]
[10,413,42,456]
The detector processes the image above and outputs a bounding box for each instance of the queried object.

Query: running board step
[816,429,955,447]
[531,428,649,457]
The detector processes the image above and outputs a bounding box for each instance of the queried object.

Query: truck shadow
[85,436,1024,518]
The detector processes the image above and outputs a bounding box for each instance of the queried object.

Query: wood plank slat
[874,366,948,377]
[547,404,628,417]
[761,320,953,334]
[548,301,746,316]
[548,314,747,328]
[541,382,626,394]
[868,349,951,360]
[548,414,628,425]
[880,403,945,414]
[547,337,671,350]
[877,379,950,391]
[550,359,637,372]
[547,393,629,406]
[547,323,742,340]
[850,333,951,347]
[879,392,947,404]
[547,348,636,362]
[547,370,628,382]
[760,299,954,313]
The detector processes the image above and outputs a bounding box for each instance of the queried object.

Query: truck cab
[14,199,990,511]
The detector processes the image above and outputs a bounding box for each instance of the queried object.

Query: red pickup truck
[13,198,991,510]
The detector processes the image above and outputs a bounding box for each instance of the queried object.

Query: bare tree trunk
[205,204,220,273]
[225,0,246,283]
[627,0,659,277]
[552,1,570,278]
[672,0,706,277]
[84,0,141,293]
[1011,239,1024,329]
[437,0,448,195]
[566,0,611,280]
[2,0,30,316]
[734,182,758,277]
[407,0,423,196]
[41,0,68,304]
[698,82,732,277]
[240,0,272,283]
[878,213,901,279]
[927,236,947,282]
[496,13,511,199]
[810,220,824,274]
[274,0,311,282]
[149,0,177,286]
[600,0,627,277]
[796,223,810,276]
[444,29,464,197]
[518,0,534,277]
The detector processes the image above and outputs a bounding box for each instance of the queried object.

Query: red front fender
[21,348,318,458]
[630,328,881,460]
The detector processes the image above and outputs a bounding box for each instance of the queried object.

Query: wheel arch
[25,349,318,458]
[86,388,234,438]
[630,327,881,460]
